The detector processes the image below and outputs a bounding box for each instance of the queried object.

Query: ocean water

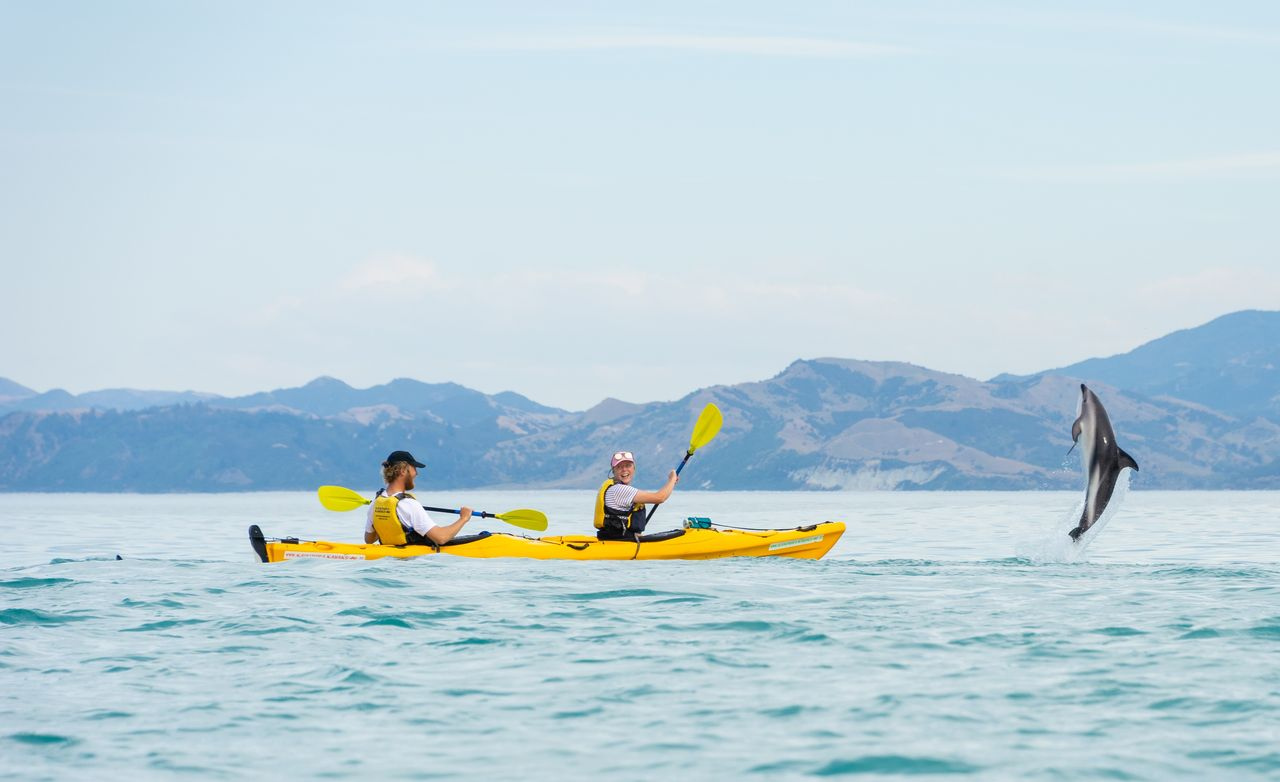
[2,489,1278,780]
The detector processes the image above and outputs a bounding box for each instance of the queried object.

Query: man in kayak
[364,450,473,545]
[593,450,678,541]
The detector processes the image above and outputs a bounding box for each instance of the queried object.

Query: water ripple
[813,754,981,776]
[0,608,92,625]
[8,732,80,747]
[0,577,73,589]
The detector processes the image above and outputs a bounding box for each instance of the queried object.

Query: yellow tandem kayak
[248,522,845,563]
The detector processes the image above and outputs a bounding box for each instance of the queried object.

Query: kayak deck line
[248,521,846,563]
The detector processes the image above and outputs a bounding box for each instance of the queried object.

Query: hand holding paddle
[317,485,548,532]
[646,403,723,523]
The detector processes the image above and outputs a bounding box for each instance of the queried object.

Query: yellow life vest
[593,478,646,535]
[371,491,415,545]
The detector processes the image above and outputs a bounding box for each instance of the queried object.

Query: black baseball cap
[382,450,425,468]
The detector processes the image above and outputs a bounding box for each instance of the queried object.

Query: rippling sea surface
[2,489,1278,780]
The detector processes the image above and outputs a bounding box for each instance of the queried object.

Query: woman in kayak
[364,450,473,545]
[593,450,678,541]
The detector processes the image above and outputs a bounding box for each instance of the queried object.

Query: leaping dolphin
[1068,384,1139,541]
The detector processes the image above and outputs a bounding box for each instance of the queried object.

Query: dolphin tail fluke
[1118,447,1139,472]
[1072,506,1092,541]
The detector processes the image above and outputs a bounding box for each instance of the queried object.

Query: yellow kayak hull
[250,522,845,563]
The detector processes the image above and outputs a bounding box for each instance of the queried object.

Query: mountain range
[2,310,1277,492]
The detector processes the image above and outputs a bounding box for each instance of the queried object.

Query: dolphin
[1068,384,1139,541]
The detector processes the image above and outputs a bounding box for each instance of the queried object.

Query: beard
[404,473,416,491]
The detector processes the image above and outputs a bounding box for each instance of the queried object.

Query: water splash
[1016,471,1132,564]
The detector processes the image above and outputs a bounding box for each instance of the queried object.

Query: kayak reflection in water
[363,450,474,546]
[593,450,678,541]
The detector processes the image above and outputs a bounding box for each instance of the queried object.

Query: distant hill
[483,357,1273,491]
[213,376,568,427]
[2,310,1277,491]
[0,386,218,414]
[0,376,569,424]
[0,405,452,491]
[0,378,35,402]
[994,310,1280,422]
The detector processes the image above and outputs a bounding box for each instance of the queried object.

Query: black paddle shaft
[422,505,498,519]
[645,449,694,522]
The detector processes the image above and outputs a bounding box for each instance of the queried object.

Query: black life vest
[593,478,647,540]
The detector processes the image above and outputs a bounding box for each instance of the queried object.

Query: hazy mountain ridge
[0,377,36,402]
[993,309,1280,421]
[2,310,1277,491]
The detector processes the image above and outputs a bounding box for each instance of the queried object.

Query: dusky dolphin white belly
[1069,384,1139,541]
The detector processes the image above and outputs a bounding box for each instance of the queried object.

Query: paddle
[316,485,548,532]
[645,402,723,523]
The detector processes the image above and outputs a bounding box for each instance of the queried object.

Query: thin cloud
[1001,151,1280,183]
[480,267,890,312]
[338,255,447,294]
[738,280,894,308]
[239,295,305,328]
[458,33,915,58]
[961,9,1280,46]
[1124,19,1280,45]
[1137,267,1280,305]
[1053,13,1280,46]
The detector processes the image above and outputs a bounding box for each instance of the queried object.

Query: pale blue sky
[3,2,1278,410]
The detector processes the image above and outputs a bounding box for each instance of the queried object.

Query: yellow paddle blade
[688,403,723,452]
[318,485,371,512]
[495,508,549,532]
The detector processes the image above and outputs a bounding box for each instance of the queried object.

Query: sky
[2,2,1278,411]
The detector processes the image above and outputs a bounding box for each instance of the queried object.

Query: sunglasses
[612,451,634,463]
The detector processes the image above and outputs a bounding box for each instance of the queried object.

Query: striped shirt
[604,483,640,512]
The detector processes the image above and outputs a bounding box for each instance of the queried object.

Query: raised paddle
[645,402,723,523]
[316,485,548,532]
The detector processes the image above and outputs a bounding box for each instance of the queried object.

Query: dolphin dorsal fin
[1118,447,1139,472]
